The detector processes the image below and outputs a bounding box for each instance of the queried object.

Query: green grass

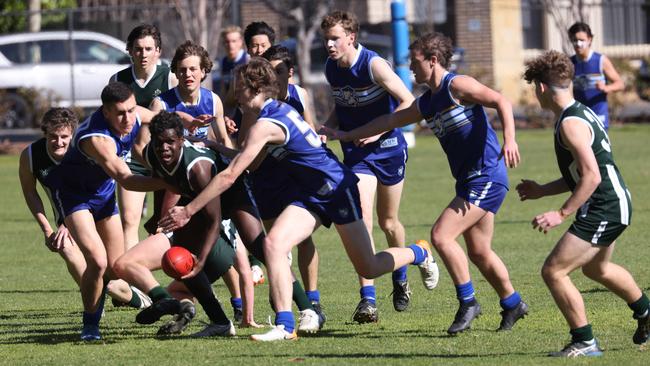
[1,126,650,365]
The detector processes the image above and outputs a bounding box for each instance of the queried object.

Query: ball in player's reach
[161,246,195,279]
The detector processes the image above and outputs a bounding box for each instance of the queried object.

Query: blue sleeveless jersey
[285,84,305,115]
[59,108,141,197]
[325,45,406,162]
[571,52,609,128]
[259,99,358,199]
[416,72,507,186]
[158,87,215,139]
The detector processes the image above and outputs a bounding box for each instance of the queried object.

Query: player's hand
[190,115,215,129]
[158,206,192,232]
[224,116,238,135]
[595,81,608,93]
[44,231,58,252]
[531,210,564,234]
[318,126,347,141]
[500,140,520,168]
[516,179,544,201]
[354,134,381,147]
[181,255,203,279]
[53,225,70,250]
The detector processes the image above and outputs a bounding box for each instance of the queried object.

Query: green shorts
[568,216,628,246]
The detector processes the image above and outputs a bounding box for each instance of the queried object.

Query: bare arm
[158,120,284,231]
[210,94,234,149]
[181,160,223,279]
[18,149,54,241]
[598,55,625,94]
[321,100,422,142]
[80,137,168,192]
[529,119,600,233]
[371,57,414,112]
[450,75,520,168]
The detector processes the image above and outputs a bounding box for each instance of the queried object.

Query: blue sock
[455,281,476,305]
[305,290,320,303]
[82,292,105,326]
[275,311,295,333]
[392,266,407,282]
[360,285,376,305]
[408,244,426,265]
[500,291,521,310]
[230,297,242,310]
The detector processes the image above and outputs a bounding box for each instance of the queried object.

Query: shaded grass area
[0,126,649,365]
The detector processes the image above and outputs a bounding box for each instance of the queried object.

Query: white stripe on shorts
[606,164,629,225]
[345,188,361,221]
[591,221,608,244]
[473,181,493,207]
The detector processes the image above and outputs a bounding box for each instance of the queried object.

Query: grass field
[0,126,649,365]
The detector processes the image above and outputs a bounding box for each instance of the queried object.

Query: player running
[521,50,649,357]
[321,32,528,334]
[320,10,429,320]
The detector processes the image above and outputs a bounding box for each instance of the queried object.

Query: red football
[161,246,195,280]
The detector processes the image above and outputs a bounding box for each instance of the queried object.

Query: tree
[260,0,334,86]
[539,0,588,53]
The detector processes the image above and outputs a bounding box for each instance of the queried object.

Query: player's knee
[263,236,286,259]
[85,254,108,275]
[378,216,400,235]
[430,226,448,250]
[541,263,558,284]
[112,257,127,278]
[121,209,141,228]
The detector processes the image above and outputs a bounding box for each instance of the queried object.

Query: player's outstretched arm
[516,178,569,201]
[322,100,422,142]
[81,137,169,192]
[18,148,55,250]
[450,75,520,168]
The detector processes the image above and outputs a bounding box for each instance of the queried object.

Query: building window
[522,0,545,49]
[602,0,650,45]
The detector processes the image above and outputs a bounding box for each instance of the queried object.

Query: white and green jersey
[111,64,174,108]
[554,100,632,225]
[144,140,219,204]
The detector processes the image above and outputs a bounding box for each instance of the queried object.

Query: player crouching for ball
[114,111,242,337]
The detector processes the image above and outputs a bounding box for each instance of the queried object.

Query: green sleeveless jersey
[112,64,172,108]
[554,101,631,225]
[28,138,65,226]
[144,140,219,203]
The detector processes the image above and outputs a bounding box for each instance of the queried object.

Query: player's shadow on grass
[0,289,78,294]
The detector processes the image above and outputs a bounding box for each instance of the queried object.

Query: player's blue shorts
[57,190,119,222]
[250,176,296,220]
[456,180,508,214]
[345,149,407,186]
[290,184,362,228]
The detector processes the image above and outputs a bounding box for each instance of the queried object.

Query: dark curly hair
[40,107,77,135]
[523,50,574,88]
[170,41,213,81]
[150,111,184,140]
[409,32,455,70]
[235,57,279,99]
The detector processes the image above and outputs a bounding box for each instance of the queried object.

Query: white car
[0,31,130,127]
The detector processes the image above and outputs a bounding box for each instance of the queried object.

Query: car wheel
[0,92,33,128]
